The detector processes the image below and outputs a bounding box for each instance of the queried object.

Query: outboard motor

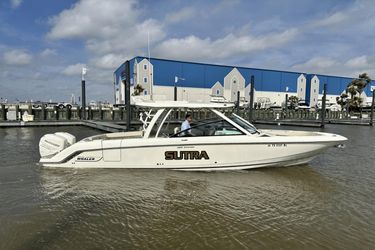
[39,132,76,158]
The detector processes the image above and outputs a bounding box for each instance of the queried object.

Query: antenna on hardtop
[148,31,153,101]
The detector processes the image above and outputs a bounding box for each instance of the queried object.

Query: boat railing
[139,109,156,133]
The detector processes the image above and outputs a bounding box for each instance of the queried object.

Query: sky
[1,0,375,102]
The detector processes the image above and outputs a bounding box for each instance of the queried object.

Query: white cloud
[153,29,298,61]
[40,48,57,57]
[309,0,375,31]
[48,0,139,39]
[292,56,375,77]
[312,12,348,28]
[85,19,164,55]
[92,53,124,69]
[164,7,195,24]
[292,57,338,72]
[48,0,165,72]
[62,63,86,76]
[3,49,32,65]
[47,0,164,50]
[10,0,22,9]
[345,55,368,68]
[211,0,241,14]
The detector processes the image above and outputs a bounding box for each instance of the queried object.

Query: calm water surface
[0,125,374,249]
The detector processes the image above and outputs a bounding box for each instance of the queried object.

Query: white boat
[39,101,347,171]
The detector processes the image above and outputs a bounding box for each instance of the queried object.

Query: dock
[1,103,374,132]
[0,120,140,133]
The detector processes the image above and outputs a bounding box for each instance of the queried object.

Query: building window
[314,89,316,93]
[144,90,148,95]
[144,64,147,70]
[232,78,237,84]
[301,78,303,82]
[301,88,303,92]
[216,89,220,95]
[314,80,316,83]
[143,77,147,83]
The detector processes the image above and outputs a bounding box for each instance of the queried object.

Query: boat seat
[174,127,180,134]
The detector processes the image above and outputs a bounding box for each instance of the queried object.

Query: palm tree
[132,84,145,96]
[288,96,299,109]
[336,93,349,111]
[338,73,372,113]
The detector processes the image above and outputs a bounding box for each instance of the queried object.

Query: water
[0,125,374,249]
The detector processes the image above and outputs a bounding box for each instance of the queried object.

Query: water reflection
[24,166,337,249]
[1,125,375,249]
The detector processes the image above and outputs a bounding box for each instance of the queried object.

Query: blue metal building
[114,57,375,106]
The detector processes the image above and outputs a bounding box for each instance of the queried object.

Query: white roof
[134,100,235,108]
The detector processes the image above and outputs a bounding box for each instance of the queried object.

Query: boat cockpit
[82,107,259,142]
[144,107,259,139]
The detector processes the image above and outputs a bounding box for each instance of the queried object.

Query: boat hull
[39,133,345,171]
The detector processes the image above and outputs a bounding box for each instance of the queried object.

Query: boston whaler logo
[165,151,210,160]
[76,156,96,161]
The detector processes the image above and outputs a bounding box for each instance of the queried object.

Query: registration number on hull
[267,144,287,147]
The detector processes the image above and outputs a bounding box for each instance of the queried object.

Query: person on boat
[181,113,193,136]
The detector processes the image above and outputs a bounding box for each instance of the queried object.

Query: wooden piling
[125,60,131,131]
[99,105,103,120]
[81,80,86,120]
[15,105,19,120]
[54,106,59,120]
[66,106,71,120]
[249,75,254,123]
[1,104,6,121]
[110,107,114,120]
[321,83,327,128]
[370,90,375,126]
[28,104,32,116]
[88,106,92,120]
[41,104,46,120]
[236,91,240,114]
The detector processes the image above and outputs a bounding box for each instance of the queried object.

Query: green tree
[288,95,299,109]
[132,84,145,96]
[337,73,372,111]
[336,93,349,110]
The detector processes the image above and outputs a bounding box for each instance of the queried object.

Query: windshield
[171,118,244,137]
[228,114,258,134]
[153,108,256,138]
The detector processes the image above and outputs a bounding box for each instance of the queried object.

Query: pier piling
[41,104,46,120]
[1,104,6,121]
[125,60,131,131]
[284,94,288,118]
[249,75,255,123]
[321,83,327,128]
[28,104,32,116]
[15,105,19,120]
[370,90,375,126]
[81,80,86,120]
[236,91,240,114]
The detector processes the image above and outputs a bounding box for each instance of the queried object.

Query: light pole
[174,76,185,101]
[81,67,87,120]
[285,86,289,109]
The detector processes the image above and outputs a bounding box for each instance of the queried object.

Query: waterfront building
[114,57,375,107]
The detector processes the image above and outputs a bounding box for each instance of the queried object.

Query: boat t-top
[39,101,347,170]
